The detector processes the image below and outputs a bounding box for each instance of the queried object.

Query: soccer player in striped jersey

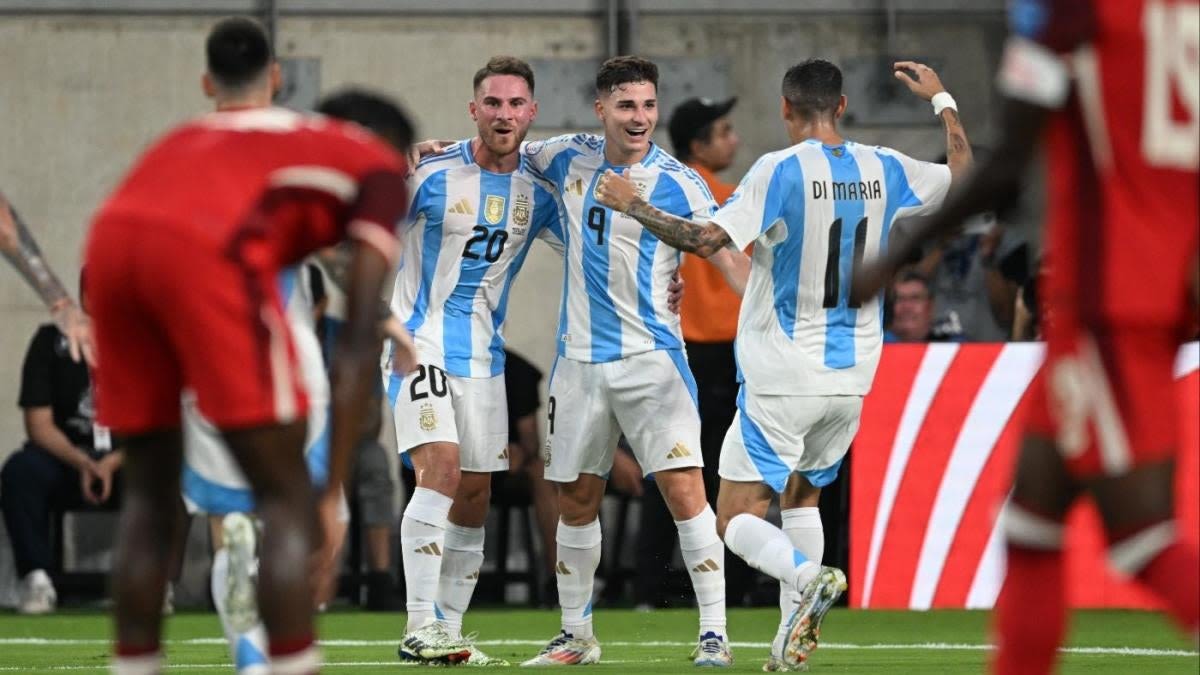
[385,57,564,666]
[597,58,972,670]
[520,56,746,668]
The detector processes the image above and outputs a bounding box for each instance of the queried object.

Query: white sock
[401,487,453,633]
[111,652,162,675]
[723,513,818,593]
[211,548,268,674]
[556,519,602,639]
[437,523,485,637]
[774,507,824,654]
[676,506,727,637]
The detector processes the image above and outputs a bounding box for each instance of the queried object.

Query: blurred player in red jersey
[854,0,1199,672]
[83,18,413,675]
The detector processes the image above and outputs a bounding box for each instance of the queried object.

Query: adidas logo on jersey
[565,178,585,196]
[448,198,474,215]
[692,558,721,573]
[466,570,480,580]
[556,560,571,575]
[414,543,442,556]
[667,442,692,459]
[498,447,509,461]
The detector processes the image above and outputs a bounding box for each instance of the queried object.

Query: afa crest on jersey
[512,194,531,228]
[484,195,506,225]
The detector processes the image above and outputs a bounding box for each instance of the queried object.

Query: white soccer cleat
[17,569,57,615]
[398,619,472,663]
[692,631,733,667]
[762,654,806,672]
[782,566,846,669]
[520,630,601,666]
[461,643,511,667]
[222,512,260,634]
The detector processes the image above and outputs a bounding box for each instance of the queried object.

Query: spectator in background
[885,271,963,343]
[910,152,1028,342]
[1,275,122,614]
[631,96,758,609]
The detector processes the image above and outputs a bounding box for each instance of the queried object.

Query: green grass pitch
[1,608,1196,673]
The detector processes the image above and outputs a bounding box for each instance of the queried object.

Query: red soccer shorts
[1026,324,1181,478]
[84,216,307,435]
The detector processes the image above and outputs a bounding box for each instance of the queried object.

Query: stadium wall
[0,11,1006,460]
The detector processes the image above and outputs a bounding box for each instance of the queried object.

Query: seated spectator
[1,278,122,614]
[885,271,963,343]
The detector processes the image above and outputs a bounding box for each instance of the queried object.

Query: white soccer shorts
[719,387,863,493]
[544,349,703,483]
[385,355,509,473]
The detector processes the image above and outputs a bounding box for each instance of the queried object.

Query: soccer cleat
[222,512,260,634]
[782,566,847,669]
[520,630,601,666]
[17,569,56,615]
[461,644,511,666]
[691,631,733,667]
[762,655,805,672]
[398,619,472,662]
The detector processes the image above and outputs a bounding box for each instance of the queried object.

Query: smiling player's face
[470,74,537,158]
[595,80,658,164]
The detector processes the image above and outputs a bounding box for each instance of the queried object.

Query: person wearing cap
[632,96,759,610]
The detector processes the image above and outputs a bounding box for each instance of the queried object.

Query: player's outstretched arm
[595,169,731,257]
[894,61,973,182]
[1,192,95,366]
[851,97,1048,305]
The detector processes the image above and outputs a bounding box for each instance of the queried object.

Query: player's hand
[667,269,685,314]
[594,169,639,213]
[88,452,121,504]
[893,61,946,101]
[51,299,97,367]
[311,487,347,609]
[406,139,456,175]
[0,192,19,255]
[383,315,419,375]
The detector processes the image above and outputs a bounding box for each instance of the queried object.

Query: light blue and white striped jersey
[712,139,951,396]
[391,140,564,378]
[523,134,717,362]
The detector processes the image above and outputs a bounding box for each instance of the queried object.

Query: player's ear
[268,62,283,97]
[594,97,604,122]
[779,96,790,122]
[529,99,539,123]
[469,99,478,121]
[202,72,217,100]
[835,95,847,120]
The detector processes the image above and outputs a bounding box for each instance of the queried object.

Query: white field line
[0,637,1195,658]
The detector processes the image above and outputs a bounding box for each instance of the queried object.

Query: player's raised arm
[851,51,1060,305]
[595,169,732,257]
[893,61,974,183]
[1,192,95,366]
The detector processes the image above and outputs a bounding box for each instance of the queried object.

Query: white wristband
[931,91,957,117]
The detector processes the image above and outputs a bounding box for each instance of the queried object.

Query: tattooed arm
[595,170,732,258]
[1,194,94,365]
[893,61,973,182]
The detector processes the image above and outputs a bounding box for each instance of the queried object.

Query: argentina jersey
[391,139,564,378]
[523,134,716,362]
[711,139,951,396]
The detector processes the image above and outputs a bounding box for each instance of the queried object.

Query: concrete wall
[0,11,1006,460]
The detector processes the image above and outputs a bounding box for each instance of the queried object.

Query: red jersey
[92,106,408,267]
[998,0,1199,326]
[84,107,409,434]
